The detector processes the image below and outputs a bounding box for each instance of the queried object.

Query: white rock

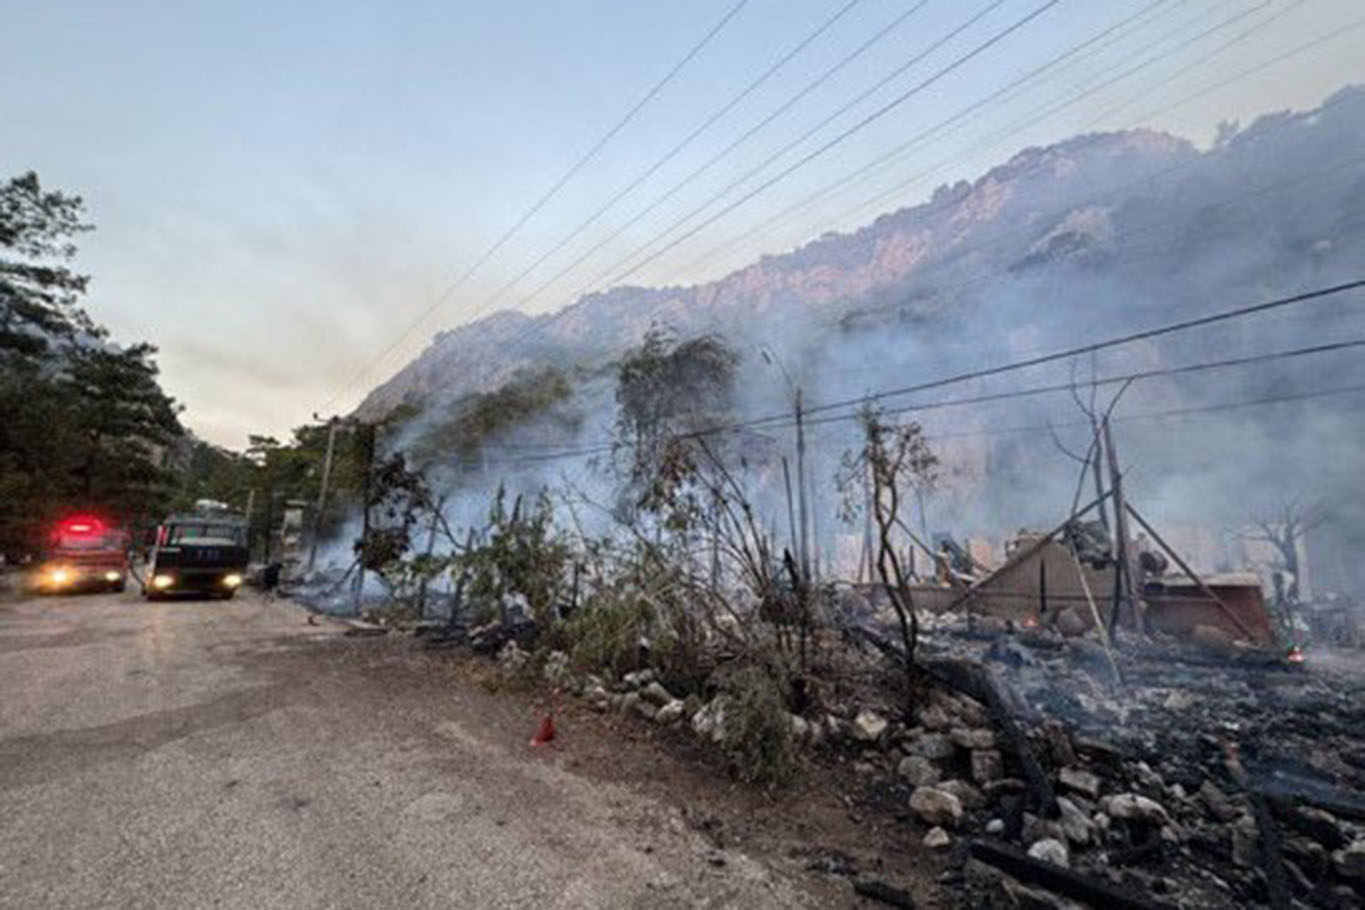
[655,699,685,724]
[1056,796,1093,846]
[1104,793,1170,825]
[950,727,996,750]
[985,818,1005,835]
[897,755,941,787]
[852,710,889,742]
[691,697,728,743]
[923,826,952,849]
[938,779,987,811]
[1027,837,1070,868]
[622,668,656,688]
[909,787,964,829]
[788,714,810,742]
[1058,767,1102,799]
[641,680,674,707]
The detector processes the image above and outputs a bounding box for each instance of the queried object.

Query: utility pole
[795,386,811,584]
[352,421,377,616]
[243,488,256,559]
[306,416,339,574]
[1102,418,1139,635]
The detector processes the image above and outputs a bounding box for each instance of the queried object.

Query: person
[261,561,282,600]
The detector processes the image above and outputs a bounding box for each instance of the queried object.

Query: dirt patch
[244,630,950,907]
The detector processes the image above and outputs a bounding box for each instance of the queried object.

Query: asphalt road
[0,590,823,910]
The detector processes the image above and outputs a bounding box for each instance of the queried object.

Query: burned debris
[294,332,1365,910]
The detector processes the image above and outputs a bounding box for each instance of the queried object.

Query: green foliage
[407,368,577,469]
[0,172,185,555]
[613,328,738,520]
[561,590,654,679]
[0,171,95,363]
[719,665,798,787]
[456,487,570,628]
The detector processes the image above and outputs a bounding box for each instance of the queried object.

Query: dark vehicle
[145,509,249,600]
[34,515,131,594]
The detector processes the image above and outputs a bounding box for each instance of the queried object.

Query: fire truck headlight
[152,574,175,590]
[49,568,71,585]
[104,571,122,582]
[223,573,243,588]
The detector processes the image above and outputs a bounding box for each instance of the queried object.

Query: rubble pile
[896,619,1365,909]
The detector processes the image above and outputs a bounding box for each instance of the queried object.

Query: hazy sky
[4,0,1362,447]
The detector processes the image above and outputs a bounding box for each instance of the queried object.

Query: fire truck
[34,515,131,594]
[144,505,249,599]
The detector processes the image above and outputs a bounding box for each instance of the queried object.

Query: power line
[469,0,1057,389]
[484,330,1365,460]
[751,277,1365,427]
[469,278,1365,463]
[595,0,1064,291]
[499,0,940,325]
[320,0,753,410]
[471,0,1259,379]
[467,0,869,318]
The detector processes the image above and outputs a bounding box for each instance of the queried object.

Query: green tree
[0,171,185,555]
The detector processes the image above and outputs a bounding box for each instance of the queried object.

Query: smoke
[359,87,1365,595]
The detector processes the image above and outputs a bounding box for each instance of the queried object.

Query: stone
[923,827,952,849]
[1058,767,1102,800]
[985,818,1005,835]
[1162,690,1196,712]
[852,710,889,742]
[641,680,675,707]
[691,697,727,743]
[909,787,964,829]
[982,778,1028,800]
[620,691,642,715]
[1229,813,1257,867]
[1056,796,1093,847]
[1054,607,1088,638]
[897,754,941,787]
[951,727,997,750]
[655,699,685,724]
[788,714,810,742]
[1027,837,1070,868]
[1333,839,1365,881]
[1103,793,1170,825]
[632,698,658,721]
[1021,813,1065,846]
[938,779,987,811]
[918,704,952,731]
[906,732,956,761]
[1198,780,1240,822]
[971,749,1005,784]
[622,668,656,688]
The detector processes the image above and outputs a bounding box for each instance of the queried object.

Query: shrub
[720,664,797,787]
[561,591,653,679]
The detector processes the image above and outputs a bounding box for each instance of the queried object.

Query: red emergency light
[58,515,107,536]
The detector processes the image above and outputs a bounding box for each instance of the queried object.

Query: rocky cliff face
[359,88,1365,586]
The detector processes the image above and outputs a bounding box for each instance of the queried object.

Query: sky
[3,0,1362,448]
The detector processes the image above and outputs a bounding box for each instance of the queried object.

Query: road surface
[0,589,829,909]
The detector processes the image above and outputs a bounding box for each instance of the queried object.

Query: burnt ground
[0,589,947,910]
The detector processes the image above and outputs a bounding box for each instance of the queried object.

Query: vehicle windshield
[165,523,245,546]
[54,532,124,551]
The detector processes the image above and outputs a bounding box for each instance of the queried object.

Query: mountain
[357,87,1365,593]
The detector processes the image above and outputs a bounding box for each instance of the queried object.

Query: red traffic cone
[529,712,556,748]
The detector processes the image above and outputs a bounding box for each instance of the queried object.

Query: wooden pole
[306,417,339,573]
[1124,503,1259,642]
[1065,543,1124,686]
[795,387,811,584]
[1102,418,1140,635]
